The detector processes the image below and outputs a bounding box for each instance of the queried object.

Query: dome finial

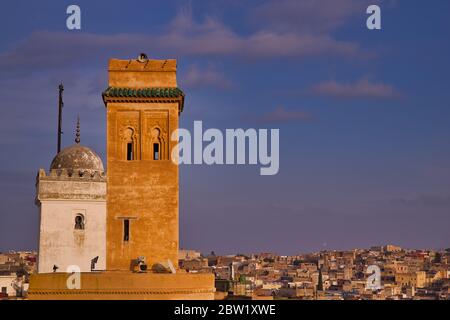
[75,115,80,144]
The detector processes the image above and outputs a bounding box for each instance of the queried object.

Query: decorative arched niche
[121,126,138,160]
[74,213,85,230]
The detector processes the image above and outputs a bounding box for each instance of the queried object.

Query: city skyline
[2,245,450,300]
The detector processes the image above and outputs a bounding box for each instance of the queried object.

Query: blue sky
[0,0,449,254]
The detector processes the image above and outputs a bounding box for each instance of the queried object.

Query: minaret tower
[35,119,106,273]
[102,53,184,270]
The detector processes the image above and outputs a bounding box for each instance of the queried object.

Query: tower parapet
[36,168,106,203]
[102,56,184,113]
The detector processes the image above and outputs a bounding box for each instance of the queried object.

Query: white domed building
[35,122,106,273]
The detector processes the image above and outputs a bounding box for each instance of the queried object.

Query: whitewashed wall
[38,199,106,273]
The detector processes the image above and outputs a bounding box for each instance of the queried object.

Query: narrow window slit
[153,143,159,160]
[127,143,133,160]
[123,219,130,242]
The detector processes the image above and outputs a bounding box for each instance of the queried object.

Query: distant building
[179,250,201,261]
[370,245,402,253]
[396,271,426,288]
[0,275,17,298]
[0,254,8,265]
[180,258,208,271]
[385,245,402,253]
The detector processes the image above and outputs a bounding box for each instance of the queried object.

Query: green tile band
[103,87,184,98]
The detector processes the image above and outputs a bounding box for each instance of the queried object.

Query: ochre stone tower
[102,55,184,270]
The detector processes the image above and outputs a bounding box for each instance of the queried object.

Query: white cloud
[181,64,233,90]
[309,78,402,100]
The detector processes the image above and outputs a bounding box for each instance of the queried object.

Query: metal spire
[75,115,80,144]
[57,83,64,153]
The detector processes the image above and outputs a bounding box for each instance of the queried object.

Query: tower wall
[36,169,106,273]
[104,58,183,270]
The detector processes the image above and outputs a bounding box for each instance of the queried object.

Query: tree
[434,252,442,264]
[317,267,324,291]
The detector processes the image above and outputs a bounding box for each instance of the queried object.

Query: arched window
[150,127,162,160]
[75,214,85,230]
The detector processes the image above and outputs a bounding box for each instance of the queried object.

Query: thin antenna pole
[57,83,64,154]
